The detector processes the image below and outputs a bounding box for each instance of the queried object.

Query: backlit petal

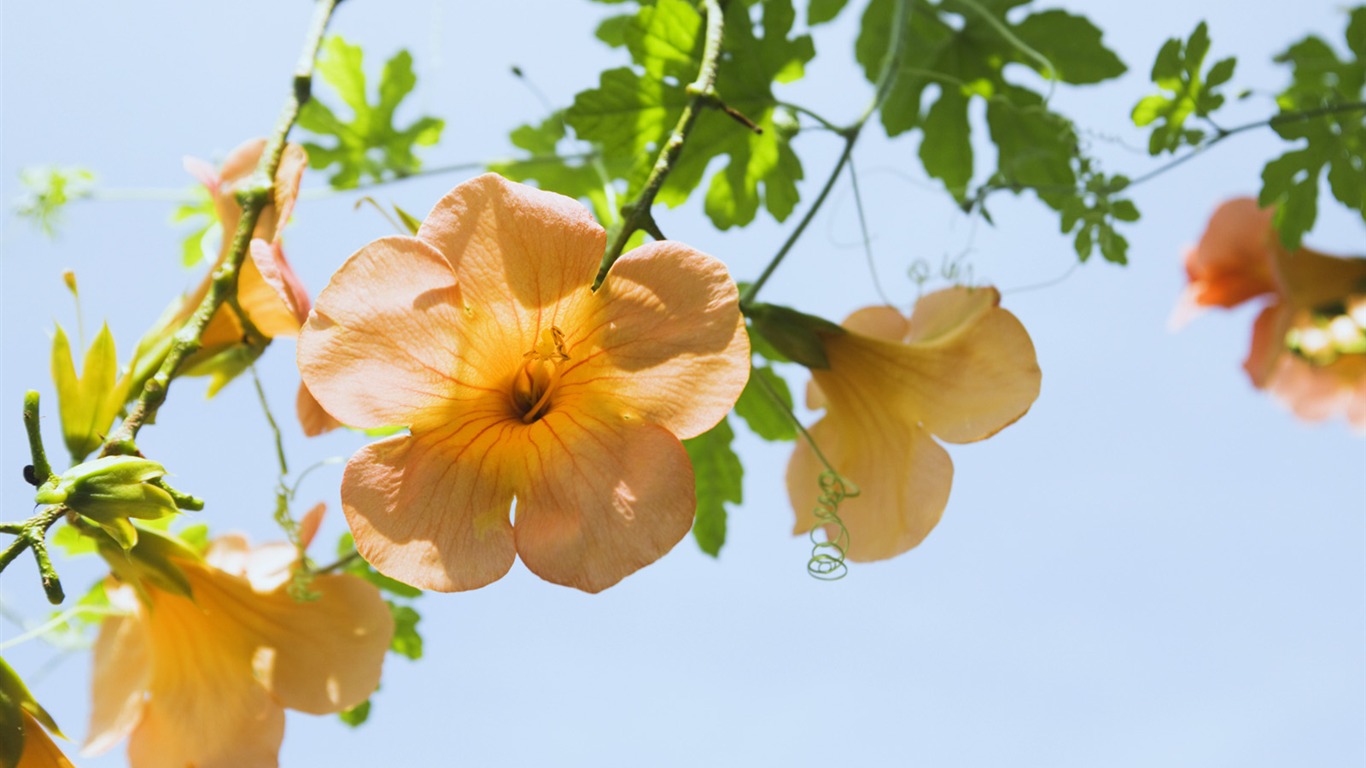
[342,430,517,592]
[558,240,750,439]
[1243,303,1289,389]
[513,407,695,593]
[85,610,149,756]
[788,417,952,562]
[1180,197,1279,311]
[19,710,75,768]
[299,236,465,428]
[416,173,604,354]
[817,289,1039,445]
[296,381,343,436]
[184,569,392,714]
[1273,245,1366,308]
[127,681,281,768]
[238,241,305,338]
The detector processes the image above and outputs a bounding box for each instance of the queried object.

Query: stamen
[516,326,571,423]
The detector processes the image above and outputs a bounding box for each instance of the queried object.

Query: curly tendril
[807,471,859,580]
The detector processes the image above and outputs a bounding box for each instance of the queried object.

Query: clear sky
[2,1,1362,766]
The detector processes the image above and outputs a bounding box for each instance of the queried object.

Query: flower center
[513,326,570,423]
[1285,297,1366,366]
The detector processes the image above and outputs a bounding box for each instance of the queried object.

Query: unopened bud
[35,456,183,549]
[62,269,78,296]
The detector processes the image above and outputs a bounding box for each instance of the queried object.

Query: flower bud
[35,456,182,549]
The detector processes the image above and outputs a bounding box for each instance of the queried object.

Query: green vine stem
[101,0,342,456]
[22,391,52,486]
[740,0,911,308]
[592,0,728,290]
[0,506,67,604]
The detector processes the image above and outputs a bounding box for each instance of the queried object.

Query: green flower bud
[35,456,182,549]
[0,657,66,768]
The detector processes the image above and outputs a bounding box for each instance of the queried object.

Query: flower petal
[84,610,149,757]
[416,173,605,352]
[296,381,343,436]
[126,680,282,768]
[1274,246,1366,308]
[20,710,75,768]
[238,240,306,338]
[127,585,283,768]
[817,289,1040,445]
[557,240,750,439]
[513,407,695,592]
[182,569,392,714]
[1180,197,1279,311]
[342,431,518,591]
[299,236,465,429]
[788,417,952,562]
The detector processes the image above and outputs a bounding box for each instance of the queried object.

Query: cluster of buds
[33,456,201,550]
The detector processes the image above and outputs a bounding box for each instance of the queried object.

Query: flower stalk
[102,0,342,455]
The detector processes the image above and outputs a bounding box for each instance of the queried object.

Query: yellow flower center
[513,326,570,423]
[1285,297,1366,366]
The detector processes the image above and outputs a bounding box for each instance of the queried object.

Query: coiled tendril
[807,471,859,580]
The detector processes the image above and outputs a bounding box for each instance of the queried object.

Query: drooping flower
[298,173,749,593]
[84,528,392,768]
[1176,197,1366,427]
[0,657,75,768]
[787,287,1041,561]
[134,138,340,435]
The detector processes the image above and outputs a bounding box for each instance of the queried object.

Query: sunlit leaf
[684,417,742,557]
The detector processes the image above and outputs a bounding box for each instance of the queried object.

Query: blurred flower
[134,138,340,435]
[788,287,1040,561]
[0,657,75,768]
[84,531,392,768]
[1177,197,1366,427]
[298,173,749,592]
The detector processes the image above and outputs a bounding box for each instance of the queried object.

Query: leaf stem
[100,0,342,455]
[591,0,727,291]
[741,0,911,307]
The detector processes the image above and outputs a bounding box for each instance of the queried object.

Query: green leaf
[338,533,423,598]
[1129,21,1235,155]
[1013,10,1127,85]
[170,184,216,268]
[683,418,742,557]
[339,698,372,727]
[1257,9,1366,246]
[13,166,95,237]
[566,0,813,230]
[51,522,98,556]
[919,86,973,200]
[389,603,423,660]
[808,0,850,25]
[734,366,797,442]
[299,36,446,189]
[490,111,627,227]
[595,14,632,47]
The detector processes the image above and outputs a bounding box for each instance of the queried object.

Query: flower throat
[514,326,570,423]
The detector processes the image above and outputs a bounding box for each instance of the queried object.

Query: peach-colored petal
[184,568,391,714]
[1181,197,1279,311]
[248,239,311,328]
[816,288,1040,445]
[269,143,308,243]
[126,679,282,768]
[342,431,517,592]
[296,381,343,436]
[557,240,751,439]
[416,173,605,352]
[84,611,149,757]
[1273,246,1366,309]
[182,155,218,190]
[1266,355,1348,422]
[513,407,695,592]
[299,236,466,429]
[297,502,326,551]
[19,710,75,768]
[1346,373,1366,430]
[787,417,952,562]
[238,241,305,338]
[126,583,284,768]
[1243,303,1289,389]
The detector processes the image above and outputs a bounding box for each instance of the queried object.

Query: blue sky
[2,1,1362,766]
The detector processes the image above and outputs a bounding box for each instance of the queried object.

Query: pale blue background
[2,1,1362,766]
